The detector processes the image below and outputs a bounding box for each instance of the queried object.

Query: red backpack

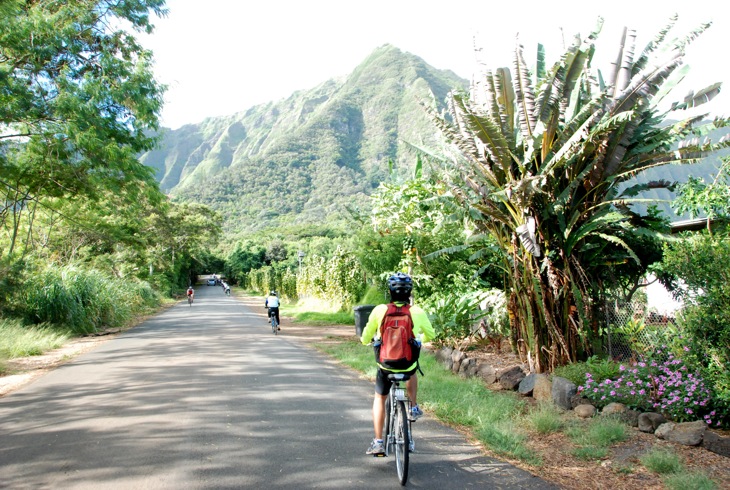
[377,303,419,370]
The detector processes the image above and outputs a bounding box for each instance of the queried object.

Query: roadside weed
[525,403,564,434]
[663,471,717,490]
[640,448,683,474]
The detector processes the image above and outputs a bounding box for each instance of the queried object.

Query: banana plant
[427,16,730,372]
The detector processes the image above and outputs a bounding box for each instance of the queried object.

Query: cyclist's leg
[373,368,391,439]
[406,374,418,406]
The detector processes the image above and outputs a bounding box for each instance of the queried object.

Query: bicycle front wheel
[394,400,410,485]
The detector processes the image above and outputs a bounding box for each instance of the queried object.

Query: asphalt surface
[0,285,559,489]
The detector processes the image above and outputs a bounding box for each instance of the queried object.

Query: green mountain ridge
[141,44,728,233]
[140,45,467,232]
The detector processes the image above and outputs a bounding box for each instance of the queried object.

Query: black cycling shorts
[375,367,417,396]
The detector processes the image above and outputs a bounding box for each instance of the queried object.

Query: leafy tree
[428,17,729,371]
[672,157,730,232]
[0,0,167,257]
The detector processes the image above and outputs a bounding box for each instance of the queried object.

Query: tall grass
[22,265,160,334]
[0,319,70,370]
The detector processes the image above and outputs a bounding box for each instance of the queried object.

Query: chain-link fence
[602,300,678,360]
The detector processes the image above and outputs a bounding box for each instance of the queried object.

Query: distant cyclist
[265,291,280,330]
[186,286,194,303]
[360,272,434,456]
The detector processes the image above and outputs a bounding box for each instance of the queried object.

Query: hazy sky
[139,0,730,129]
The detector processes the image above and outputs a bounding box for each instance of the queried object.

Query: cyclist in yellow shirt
[360,272,435,456]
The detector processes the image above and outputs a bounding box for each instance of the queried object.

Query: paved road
[0,286,558,489]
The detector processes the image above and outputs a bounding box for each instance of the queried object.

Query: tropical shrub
[427,17,729,372]
[660,229,730,428]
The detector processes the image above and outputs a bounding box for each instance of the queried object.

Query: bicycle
[268,308,278,335]
[187,294,194,306]
[382,372,413,486]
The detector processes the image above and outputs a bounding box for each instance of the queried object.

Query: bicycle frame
[269,308,278,334]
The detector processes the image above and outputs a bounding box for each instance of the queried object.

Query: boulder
[638,412,667,433]
[551,376,577,410]
[575,404,596,418]
[701,430,730,458]
[655,420,706,446]
[532,374,552,402]
[451,349,466,373]
[498,366,525,391]
[518,373,537,396]
[601,402,627,416]
[570,393,592,409]
[622,409,640,427]
[459,357,477,377]
[477,363,497,384]
[436,346,453,363]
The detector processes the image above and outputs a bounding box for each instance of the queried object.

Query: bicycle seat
[387,373,410,382]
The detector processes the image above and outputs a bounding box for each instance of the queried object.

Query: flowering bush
[577,347,717,425]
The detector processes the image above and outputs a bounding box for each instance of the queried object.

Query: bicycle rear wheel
[394,400,410,485]
[271,315,278,335]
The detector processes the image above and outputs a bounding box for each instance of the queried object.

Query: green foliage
[358,285,388,306]
[19,263,160,335]
[297,246,366,310]
[640,448,683,474]
[553,356,621,386]
[0,0,167,257]
[660,230,730,426]
[425,290,496,345]
[672,158,730,224]
[427,18,729,371]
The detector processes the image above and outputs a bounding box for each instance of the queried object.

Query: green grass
[524,402,565,434]
[640,448,684,474]
[572,446,608,460]
[279,299,355,326]
[663,471,717,490]
[0,319,71,372]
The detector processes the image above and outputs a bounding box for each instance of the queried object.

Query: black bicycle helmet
[387,272,413,296]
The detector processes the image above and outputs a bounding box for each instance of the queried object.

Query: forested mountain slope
[140,45,467,232]
[141,44,728,233]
